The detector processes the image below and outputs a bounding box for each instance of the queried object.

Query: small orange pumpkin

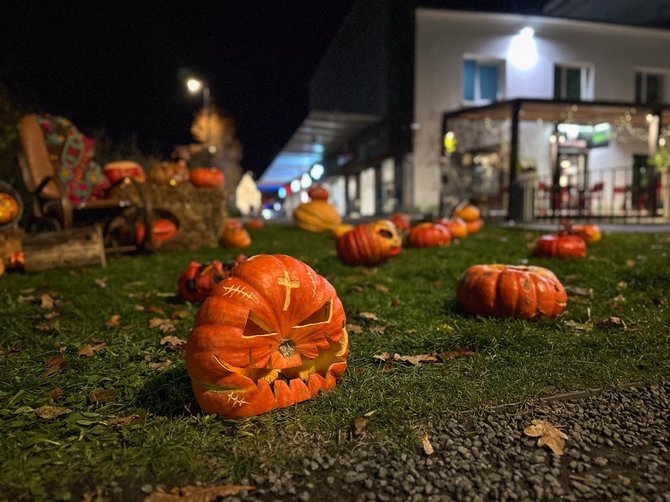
[336,220,402,266]
[186,254,348,418]
[220,225,252,248]
[437,217,468,239]
[534,234,586,259]
[389,213,411,233]
[103,161,146,185]
[465,218,484,234]
[457,264,567,319]
[308,185,329,201]
[135,218,178,245]
[178,260,226,303]
[454,204,480,222]
[0,193,20,225]
[569,224,601,244]
[245,218,265,230]
[191,167,225,188]
[406,223,451,248]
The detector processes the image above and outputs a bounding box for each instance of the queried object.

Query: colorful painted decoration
[186,254,348,418]
[220,224,252,248]
[190,167,225,188]
[103,161,146,185]
[534,234,586,259]
[457,264,567,319]
[135,218,178,245]
[336,220,402,266]
[0,193,20,225]
[307,185,329,201]
[406,222,451,247]
[389,213,411,233]
[178,260,226,303]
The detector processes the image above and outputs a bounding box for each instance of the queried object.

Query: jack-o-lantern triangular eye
[294,299,333,328]
[242,311,277,338]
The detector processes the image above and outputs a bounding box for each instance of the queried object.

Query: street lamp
[186,77,212,152]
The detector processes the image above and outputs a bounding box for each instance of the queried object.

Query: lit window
[554,64,593,101]
[462,58,504,104]
[635,71,664,104]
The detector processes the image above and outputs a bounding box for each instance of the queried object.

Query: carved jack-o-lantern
[178,260,227,303]
[336,220,402,266]
[186,254,348,418]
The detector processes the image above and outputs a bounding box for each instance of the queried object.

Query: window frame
[634,67,667,105]
[553,62,594,101]
[461,56,505,106]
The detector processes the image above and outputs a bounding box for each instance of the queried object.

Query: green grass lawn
[1,224,669,499]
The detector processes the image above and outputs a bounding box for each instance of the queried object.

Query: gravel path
[228,380,670,501]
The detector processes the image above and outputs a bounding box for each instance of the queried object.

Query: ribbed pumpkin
[191,167,225,188]
[186,254,348,418]
[0,193,20,225]
[454,204,480,222]
[336,220,402,266]
[332,223,355,238]
[569,224,601,244]
[135,218,178,245]
[178,260,227,303]
[307,185,329,201]
[534,234,586,259]
[389,213,411,232]
[437,217,468,239]
[220,224,252,248]
[294,200,341,233]
[457,264,567,319]
[407,223,451,248]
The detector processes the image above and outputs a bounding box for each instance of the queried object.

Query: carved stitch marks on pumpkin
[277,270,300,311]
[306,269,318,298]
[226,393,249,407]
[220,284,254,300]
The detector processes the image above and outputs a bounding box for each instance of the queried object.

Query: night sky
[1,1,546,178]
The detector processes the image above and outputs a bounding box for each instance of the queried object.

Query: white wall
[413,9,670,211]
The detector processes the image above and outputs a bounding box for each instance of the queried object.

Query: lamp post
[186,77,211,152]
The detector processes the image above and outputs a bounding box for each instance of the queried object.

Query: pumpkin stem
[278,339,296,357]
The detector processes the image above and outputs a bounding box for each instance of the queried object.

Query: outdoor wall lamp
[508,26,538,70]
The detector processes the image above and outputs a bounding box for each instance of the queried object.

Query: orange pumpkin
[457,264,567,319]
[245,218,265,230]
[103,161,146,185]
[454,204,480,222]
[294,200,341,232]
[149,161,190,186]
[534,234,586,259]
[336,220,402,266]
[0,193,20,225]
[465,218,484,234]
[308,185,329,201]
[407,223,451,248]
[186,254,348,418]
[437,217,468,239]
[191,167,225,188]
[135,218,178,245]
[389,213,411,232]
[178,260,226,303]
[569,224,601,244]
[220,225,252,248]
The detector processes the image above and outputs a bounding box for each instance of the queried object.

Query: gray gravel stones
[225,380,670,501]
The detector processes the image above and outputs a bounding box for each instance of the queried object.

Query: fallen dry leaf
[359,312,379,321]
[134,305,146,311]
[148,306,166,315]
[46,388,64,401]
[160,336,186,351]
[42,355,68,378]
[565,286,592,297]
[94,277,107,288]
[34,322,53,332]
[150,318,176,334]
[106,415,142,428]
[148,360,173,371]
[78,341,107,357]
[422,432,434,455]
[524,419,568,455]
[145,484,254,502]
[391,297,402,307]
[106,314,121,328]
[40,293,55,309]
[351,284,365,292]
[35,405,72,419]
[88,388,118,404]
[611,294,626,303]
[374,349,473,366]
[441,347,475,360]
[564,319,594,332]
[625,259,636,267]
[369,326,386,335]
[429,280,443,287]
[360,268,378,276]
[43,311,58,320]
[353,416,369,436]
[346,324,363,334]
[597,316,628,330]
[373,284,389,293]
[170,309,190,320]
[17,294,35,304]
[617,281,628,289]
